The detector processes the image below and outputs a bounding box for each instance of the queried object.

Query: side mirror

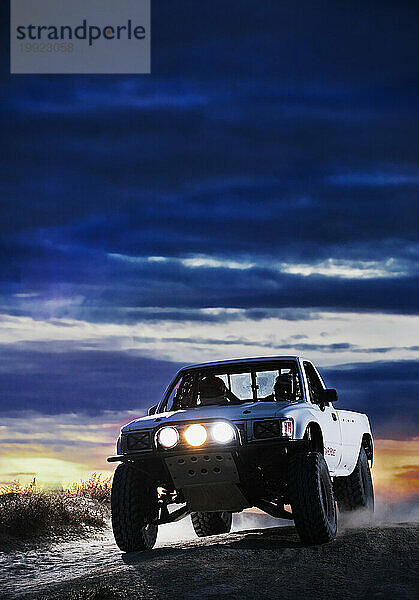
[319,388,338,405]
[148,404,158,416]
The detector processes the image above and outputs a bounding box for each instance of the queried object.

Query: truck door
[302,362,342,473]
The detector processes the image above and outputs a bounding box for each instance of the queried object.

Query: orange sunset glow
[372,439,419,501]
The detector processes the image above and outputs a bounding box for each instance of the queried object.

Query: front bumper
[109,417,305,508]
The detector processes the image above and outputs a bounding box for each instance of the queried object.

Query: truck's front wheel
[288,451,337,545]
[191,511,232,537]
[111,463,158,552]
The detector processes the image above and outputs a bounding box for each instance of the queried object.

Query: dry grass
[66,473,112,503]
[0,474,112,543]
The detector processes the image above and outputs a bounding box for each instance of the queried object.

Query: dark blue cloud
[0,2,418,245]
[1,0,418,309]
[0,344,183,415]
[1,246,417,319]
[0,344,416,439]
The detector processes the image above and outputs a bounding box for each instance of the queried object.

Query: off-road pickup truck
[108,356,374,550]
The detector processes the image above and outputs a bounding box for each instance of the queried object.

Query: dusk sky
[0,2,418,499]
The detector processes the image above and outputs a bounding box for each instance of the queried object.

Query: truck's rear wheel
[111,463,158,552]
[191,511,232,537]
[288,451,337,545]
[334,447,374,514]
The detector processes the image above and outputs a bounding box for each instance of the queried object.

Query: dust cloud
[156,497,419,546]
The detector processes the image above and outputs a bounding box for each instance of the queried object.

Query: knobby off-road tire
[111,463,158,552]
[288,451,337,546]
[334,447,374,513]
[191,511,232,537]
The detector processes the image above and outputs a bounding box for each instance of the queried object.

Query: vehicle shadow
[121,525,301,565]
[223,525,302,549]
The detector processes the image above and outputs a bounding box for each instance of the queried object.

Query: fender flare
[303,421,324,454]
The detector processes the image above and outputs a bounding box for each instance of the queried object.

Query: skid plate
[165,452,250,511]
[165,451,239,487]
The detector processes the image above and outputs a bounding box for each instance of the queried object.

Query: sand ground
[1,520,417,600]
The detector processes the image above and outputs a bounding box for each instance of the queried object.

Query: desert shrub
[0,476,110,542]
[66,473,113,503]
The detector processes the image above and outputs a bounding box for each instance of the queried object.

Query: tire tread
[334,447,374,513]
[191,511,232,537]
[288,451,337,545]
[111,463,158,552]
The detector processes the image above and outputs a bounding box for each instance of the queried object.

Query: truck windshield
[163,361,302,411]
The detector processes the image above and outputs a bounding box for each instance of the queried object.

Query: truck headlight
[212,422,235,444]
[184,424,207,447]
[281,419,293,437]
[157,426,179,449]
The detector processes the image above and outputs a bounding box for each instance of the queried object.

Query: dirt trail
[0,512,278,598]
[0,518,417,600]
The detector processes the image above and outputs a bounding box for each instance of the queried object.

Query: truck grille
[253,420,281,440]
[124,431,151,452]
[234,422,247,443]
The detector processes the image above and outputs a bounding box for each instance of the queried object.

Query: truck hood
[121,401,297,433]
